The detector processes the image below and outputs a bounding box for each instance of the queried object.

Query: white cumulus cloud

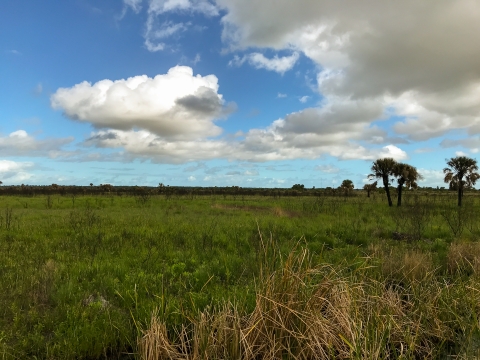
[51,66,232,140]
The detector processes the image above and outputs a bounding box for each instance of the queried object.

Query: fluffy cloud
[217,0,480,141]
[0,130,73,157]
[229,52,300,74]
[0,160,34,182]
[51,66,232,140]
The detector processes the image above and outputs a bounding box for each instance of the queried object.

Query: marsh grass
[1,192,480,358]
[140,242,480,359]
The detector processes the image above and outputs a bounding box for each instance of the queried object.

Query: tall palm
[394,163,423,206]
[369,158,397,207]
[444,156,479,206]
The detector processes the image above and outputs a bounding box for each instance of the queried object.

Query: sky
[1,0,480,189]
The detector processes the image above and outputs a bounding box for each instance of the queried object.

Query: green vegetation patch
[1,191,480,358]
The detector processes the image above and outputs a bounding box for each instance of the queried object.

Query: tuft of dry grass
[139,314,183,360]
[382,249,435,282]
[138,243,465,359]
[447,241,480,275]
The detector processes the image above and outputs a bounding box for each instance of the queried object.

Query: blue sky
[1,0,480,188]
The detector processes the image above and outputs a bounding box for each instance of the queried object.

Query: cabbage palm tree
[339,179,354,196]
[394,163,422,206]
[444,156,479,206]
[368,158,397,207]
[363,181,377,197]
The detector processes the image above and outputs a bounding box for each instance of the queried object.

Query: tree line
[0,156,478,205]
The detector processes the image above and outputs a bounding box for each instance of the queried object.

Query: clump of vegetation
[444,156,480,206]
[291,184,305,191]
[140,244,480,359]
[447,241,480,275]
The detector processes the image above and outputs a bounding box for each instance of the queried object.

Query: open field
[1,190,480,359]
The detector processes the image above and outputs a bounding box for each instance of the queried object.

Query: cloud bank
[51,64,408,164]
[218,0,480,141]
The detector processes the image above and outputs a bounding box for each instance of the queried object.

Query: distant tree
[0,181,3,186]
[291,184,305,191]
[363,181,377,198]
[90,183,93,187]
[369,158,397,207]
[340,179,354,189]
[100,184,112,193]
[393,163,422,206]
[444,156,480,206]
[339,179,354,196]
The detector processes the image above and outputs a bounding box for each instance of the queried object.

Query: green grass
[1,191,480,358]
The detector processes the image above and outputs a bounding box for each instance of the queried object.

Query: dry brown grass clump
[138,243,460,360]
[447,241,480,275]
[381,249,435,282]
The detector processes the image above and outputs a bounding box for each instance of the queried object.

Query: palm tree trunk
[458,185,462,206]
[397,184,403,206]
[383,177,393,207]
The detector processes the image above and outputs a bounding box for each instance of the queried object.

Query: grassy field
[1,190,480,359]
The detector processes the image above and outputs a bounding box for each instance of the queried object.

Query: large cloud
[83,97,407,163]
[121,0,480,143]
[217,0,480,140]
[51,66,232,140]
